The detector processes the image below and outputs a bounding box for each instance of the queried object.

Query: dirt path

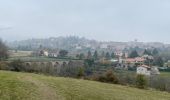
[20,75,59,100]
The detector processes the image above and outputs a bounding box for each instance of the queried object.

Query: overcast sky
[0,0,170,43]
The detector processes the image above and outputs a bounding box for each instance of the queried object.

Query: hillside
[0,71,170,100]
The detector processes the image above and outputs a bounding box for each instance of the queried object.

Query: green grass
[160,72,170,77]
[7,56,80,62]
[8,56,60,62]
[9,50,32,57]
[0,71,170,100]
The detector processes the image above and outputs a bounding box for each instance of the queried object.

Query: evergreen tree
[143,49,152,55]
[93,50,98,60]
[101,51,105,58]
[105,52,111,60]
[152,48,159,56]
[153,57,164,67]
[111,52,115,58]
[79,53,85,60]
[87,50,92,59]
[129,50,139,58]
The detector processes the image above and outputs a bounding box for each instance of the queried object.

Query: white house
[114,51,123,57]
[137,65,151,76]
[137,65,160,76]
[43,51,49,56]
[150,66,160,75]
[48,53,58,57]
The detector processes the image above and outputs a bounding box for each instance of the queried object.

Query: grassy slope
[0,71,170,100]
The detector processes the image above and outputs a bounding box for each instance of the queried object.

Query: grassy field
[160,72,170,77]
[8,50,76,62]
[7,56,81,62]
[0,71,170,100]
[9,50,32,57]
[8,56,60,62]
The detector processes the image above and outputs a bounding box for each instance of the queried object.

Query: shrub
[117,74,136,86]
[136,74,148,89]
[92,69,119,84]
[10,60,24,72]
[77,67,85,78]
[0,62,9,70]
[105,69,118,84]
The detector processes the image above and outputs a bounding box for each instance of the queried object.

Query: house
[39,50,49,56]
[43,51,49,56]
[142,55,154,60]
[48,53,58,57]
[48,50,59,58]
[137,65,151,76]
[150,66,160,75]
[137,65,160,76]
[114,51,123,57]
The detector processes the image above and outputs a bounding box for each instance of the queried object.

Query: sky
[0,0,170,43]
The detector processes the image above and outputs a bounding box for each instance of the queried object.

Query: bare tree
[0,39,8,60]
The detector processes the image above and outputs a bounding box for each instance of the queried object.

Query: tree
[77,67,85,78]
[0,40,8,60]
[105,52,111,60]
[87,50,92,59]
[93,50,98,60]
[111,52,115,59]
[143,49,152,55]
[136,74,147,89]
[152,48,159,56]
[59,50,68,57]
[153,57,164,67]
[144,57,153,66]
[76,54,80,58]
[129,50,139,58]
[79,53,85,60]
[105,69,118,84]
[10,60,24,72]
[101,51,105,58]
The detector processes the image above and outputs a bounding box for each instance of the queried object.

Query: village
[35,47,162,76]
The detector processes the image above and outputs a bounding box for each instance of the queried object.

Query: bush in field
[77,67,85,78]
[93,69,118,84]
[117,74,136,86]
[58,50,68,57]
[136,74,148,89]
[105,69,118,84]
[0,62,9,70]
[10,60,24,72]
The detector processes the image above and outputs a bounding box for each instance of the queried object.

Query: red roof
[125,57,145,63]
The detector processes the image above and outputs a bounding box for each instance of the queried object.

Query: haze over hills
[7,36,170,51]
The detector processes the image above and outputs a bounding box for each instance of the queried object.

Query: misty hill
[7,36,96,50]
[7,36,170,51]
